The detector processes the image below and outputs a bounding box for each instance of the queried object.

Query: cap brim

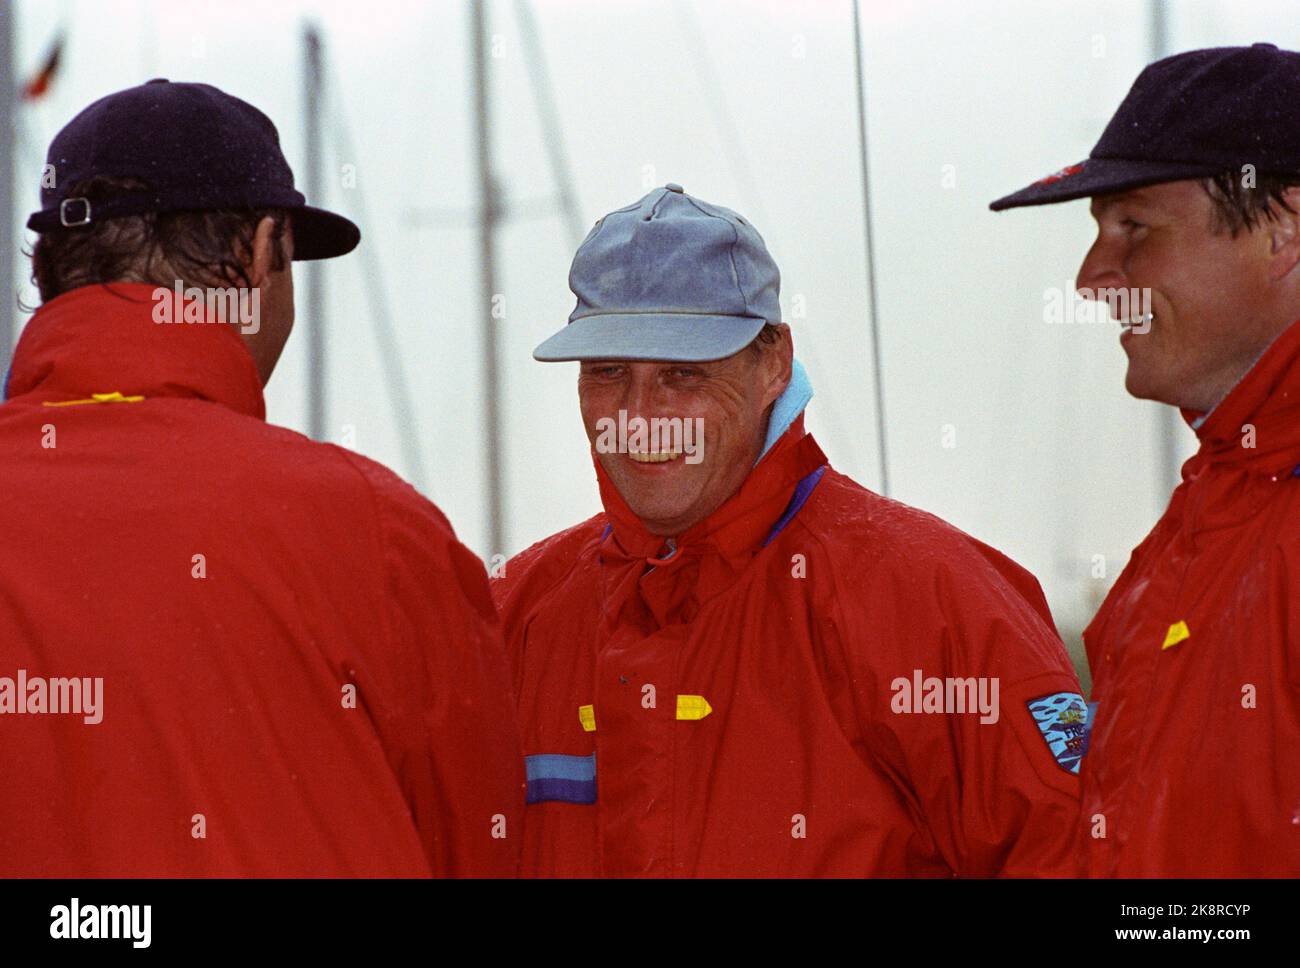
[533,313,766,362]
[290,205,361,260]
[989,157,1224,211]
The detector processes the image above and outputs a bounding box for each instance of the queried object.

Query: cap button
[1252,42,1278,50]
[664,183,684,193]
[145,77,170,84]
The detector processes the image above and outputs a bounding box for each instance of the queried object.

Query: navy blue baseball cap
[26,79,360,260]
[990,43,1300,211]
[533,184,781,362]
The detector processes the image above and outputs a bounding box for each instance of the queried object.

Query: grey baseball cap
[533,183,781,362]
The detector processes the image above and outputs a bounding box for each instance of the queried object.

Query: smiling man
[991,43,1300,875]
[495,183,1086,877]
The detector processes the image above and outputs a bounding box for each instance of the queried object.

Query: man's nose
[623,372,668,419]
[1076,235,1127,300]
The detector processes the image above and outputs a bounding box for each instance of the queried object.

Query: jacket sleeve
[355,457,526,876]
[837,526,1085,876]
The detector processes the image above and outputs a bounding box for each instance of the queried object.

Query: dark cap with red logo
[990,43,1300,211]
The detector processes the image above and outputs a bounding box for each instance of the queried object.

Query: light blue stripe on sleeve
[525,753,596,782]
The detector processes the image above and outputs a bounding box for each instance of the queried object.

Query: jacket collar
[5,282,266,420]
[593,418,827,629]
[1181,317,1300,476]
[758,358,813,459]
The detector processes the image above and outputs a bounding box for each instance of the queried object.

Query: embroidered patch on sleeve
[1082,701,1099,757]
[1026,692,1088,774]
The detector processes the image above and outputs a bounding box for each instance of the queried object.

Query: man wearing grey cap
[991,43,1300,875]
[495,183,1085,876]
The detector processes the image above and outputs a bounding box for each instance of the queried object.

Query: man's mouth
[1120,312,1154,333]
[628,450,682,464]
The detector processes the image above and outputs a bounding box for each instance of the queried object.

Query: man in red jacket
[496,183,1084,876]
[991,43,1300,875]
[0,80,523,876]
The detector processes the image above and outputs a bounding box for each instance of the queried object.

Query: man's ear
[247,215,282,288]
[1267,187,1300,282]
[759,324,794,408]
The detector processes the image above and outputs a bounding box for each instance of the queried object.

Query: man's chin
[623,502,695,535]
[1122,339,1189,405]
[1124,363,1165,403]
[608,480,698,535]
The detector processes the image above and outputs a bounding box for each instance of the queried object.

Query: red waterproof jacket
[0,284,524,876]
[495,419,1084,875]
[1082,318,1300,876]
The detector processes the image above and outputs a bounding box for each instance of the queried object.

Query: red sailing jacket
[0,283,524,876]
[495,420,1084,876]
[1082,319,1300,877]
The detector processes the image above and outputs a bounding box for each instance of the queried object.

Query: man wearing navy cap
[494,183,1086,876]
[992,43,1300,875]
[0,80,524,876]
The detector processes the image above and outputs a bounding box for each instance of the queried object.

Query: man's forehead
[1089,179,1208,216]
[1090,186,1160,213]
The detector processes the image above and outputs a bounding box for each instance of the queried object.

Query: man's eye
[672,367,702,378]
[1120,218,1146,231]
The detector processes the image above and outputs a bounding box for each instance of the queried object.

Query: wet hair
[29,175,288,304]
[746,322,784,357]
[1202,171,1300,237]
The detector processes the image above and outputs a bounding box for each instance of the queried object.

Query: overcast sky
[8,0,1297,664]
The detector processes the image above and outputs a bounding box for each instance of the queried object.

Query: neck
[1180,316,1298,413]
